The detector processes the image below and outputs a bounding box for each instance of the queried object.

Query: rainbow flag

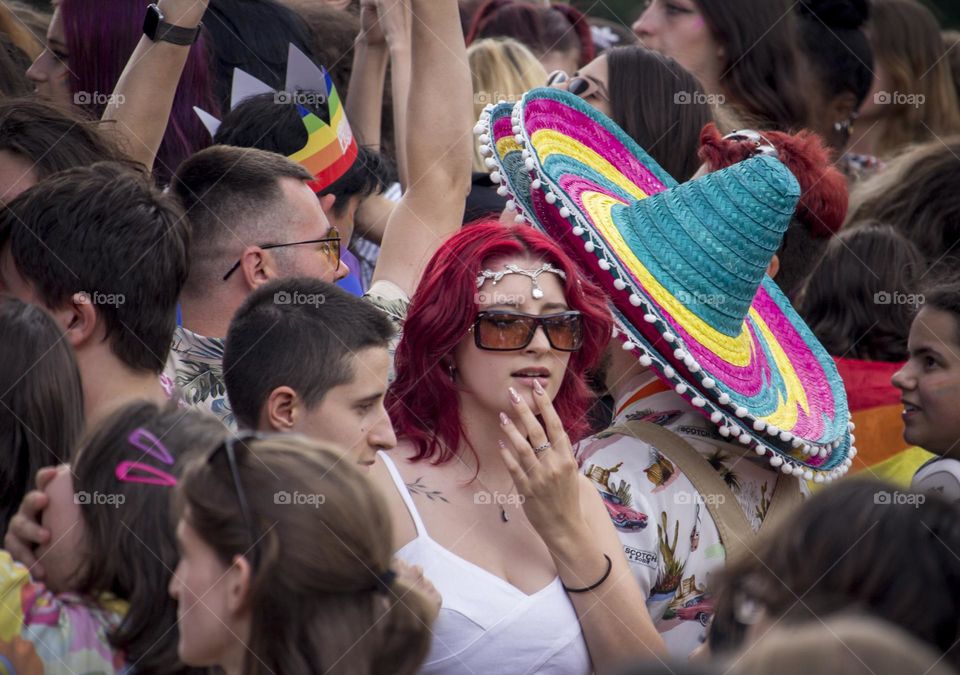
[288,68,359,193]
[834,356,934,485]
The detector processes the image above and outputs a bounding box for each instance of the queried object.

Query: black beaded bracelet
[562,554,613,593]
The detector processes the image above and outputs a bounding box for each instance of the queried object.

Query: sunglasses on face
[222,232,341,281]
[472,310,583,351]
[207,432,266,566]
[546,70,610,102]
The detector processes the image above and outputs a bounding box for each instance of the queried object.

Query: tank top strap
[378,451,429,537]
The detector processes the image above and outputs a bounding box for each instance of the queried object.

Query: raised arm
[346,0,390,149]
[101,0,207,173]
[370,0,472,298]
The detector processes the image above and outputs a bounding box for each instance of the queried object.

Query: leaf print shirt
[166,282,409,430]
[575,372,787,659]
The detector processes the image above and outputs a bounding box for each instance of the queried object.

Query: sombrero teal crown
[478,87,854,481]
[625,154,799,336]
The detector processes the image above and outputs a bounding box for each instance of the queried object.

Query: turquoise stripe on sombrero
[620,158,797,335]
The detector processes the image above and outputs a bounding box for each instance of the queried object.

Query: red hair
[387,221,612,466]
[465,0,595,67]
[698,122,848,237]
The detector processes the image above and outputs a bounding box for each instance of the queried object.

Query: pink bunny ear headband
[115,428,177,487]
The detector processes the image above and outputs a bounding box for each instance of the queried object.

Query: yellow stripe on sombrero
[747,306,809,426]
[289,104,345,161]
[495,135,522,157]
[532,129,650,201]
[582,190,754,366]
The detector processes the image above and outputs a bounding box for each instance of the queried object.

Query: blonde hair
[868,0,960,157]
[727,614,957,675]
[467,38,547,172]
[179,436,433,675]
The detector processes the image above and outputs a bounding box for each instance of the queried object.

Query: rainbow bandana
[194,44,359,193]
[477,88,854,481]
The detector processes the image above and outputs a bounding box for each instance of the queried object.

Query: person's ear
[830,91,858,126]
[227,554,253,614]
[264,386,299,431]
[55,292,100,349]
[766,254,780,279]
[319,193,337,215]
[239,246,275,290]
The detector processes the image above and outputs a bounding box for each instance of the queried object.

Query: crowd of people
[0,0,959,672]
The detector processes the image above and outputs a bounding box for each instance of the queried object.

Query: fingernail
[509,387,521,404]
[499,412,510,426]
[533,379,545,395]
[497,439,507,449]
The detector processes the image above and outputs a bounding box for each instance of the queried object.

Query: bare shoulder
[370,444,420,550]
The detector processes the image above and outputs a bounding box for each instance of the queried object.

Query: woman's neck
[455,398,525,488]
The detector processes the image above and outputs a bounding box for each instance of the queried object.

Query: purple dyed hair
[60,0,219,183]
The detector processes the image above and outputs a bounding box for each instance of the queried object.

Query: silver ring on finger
[533,441,551,456]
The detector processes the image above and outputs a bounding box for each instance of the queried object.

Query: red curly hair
[698,122,847,237]
[387,221,612,467]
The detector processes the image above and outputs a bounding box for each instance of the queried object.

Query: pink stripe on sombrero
[492,116,514,142]
[524,98,669,197]
[558,174,630,209]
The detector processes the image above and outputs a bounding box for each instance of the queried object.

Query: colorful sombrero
[475,88,855,482]
[194,44,359,193]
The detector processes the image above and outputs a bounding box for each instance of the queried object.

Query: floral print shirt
[166,283,409,429]
[0,551,128,674]
[575,373,790,659]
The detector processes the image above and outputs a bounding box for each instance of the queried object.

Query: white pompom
[545,193,557,204]
[663,332,676,342]
[675,383,688,395]
[803,470,813,480]
[718,393,731,405]
[622,341,636,351]
[496,186,509,197]
[710,411,723,424]
[572,226,584,236]
[770,455,784,467]
[629,294,642,307]
[783,462,796,475]
[505,199,516,211]
[524,158,535,171]
[479,134,490,144]
[598,259,611,271]
[485,157,497,169]
[639,354,653,367]
[753,419,766,432]
[814,474,825,484]
[664,366,676,378]
[514,214,525,224]
[673,348,686,360]
[531,179,542,190]
[735,406,748,418]
[692,397,706,407]
[559,207,571,218]
[718,426,730,437]
[490,172,502,183]
[584,241,595,253]
[613,279,626,290]
[849,446,858,457]
[702,377,716,389]
[643,314,657,324]
[754,445,766,456]
[779,431,793,442]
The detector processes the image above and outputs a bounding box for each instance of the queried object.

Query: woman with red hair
[371,221,664,673]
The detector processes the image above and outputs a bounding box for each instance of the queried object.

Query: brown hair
[867,0,960,157]
[169,145,314,292]
[178,435,433,675]
[846,136,960,277]
[607,46,713,182]
[696,0,810,131]
[726,614,959,675]
[709,479,960,667]
[796,222,925,361]
[73,401,228,675]
[0,298,83,538]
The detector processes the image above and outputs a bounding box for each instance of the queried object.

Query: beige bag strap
[607,419,802,562]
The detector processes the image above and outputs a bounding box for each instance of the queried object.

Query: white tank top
[380,453,593,674]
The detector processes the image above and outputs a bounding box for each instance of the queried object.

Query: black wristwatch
[143,3,202,46]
